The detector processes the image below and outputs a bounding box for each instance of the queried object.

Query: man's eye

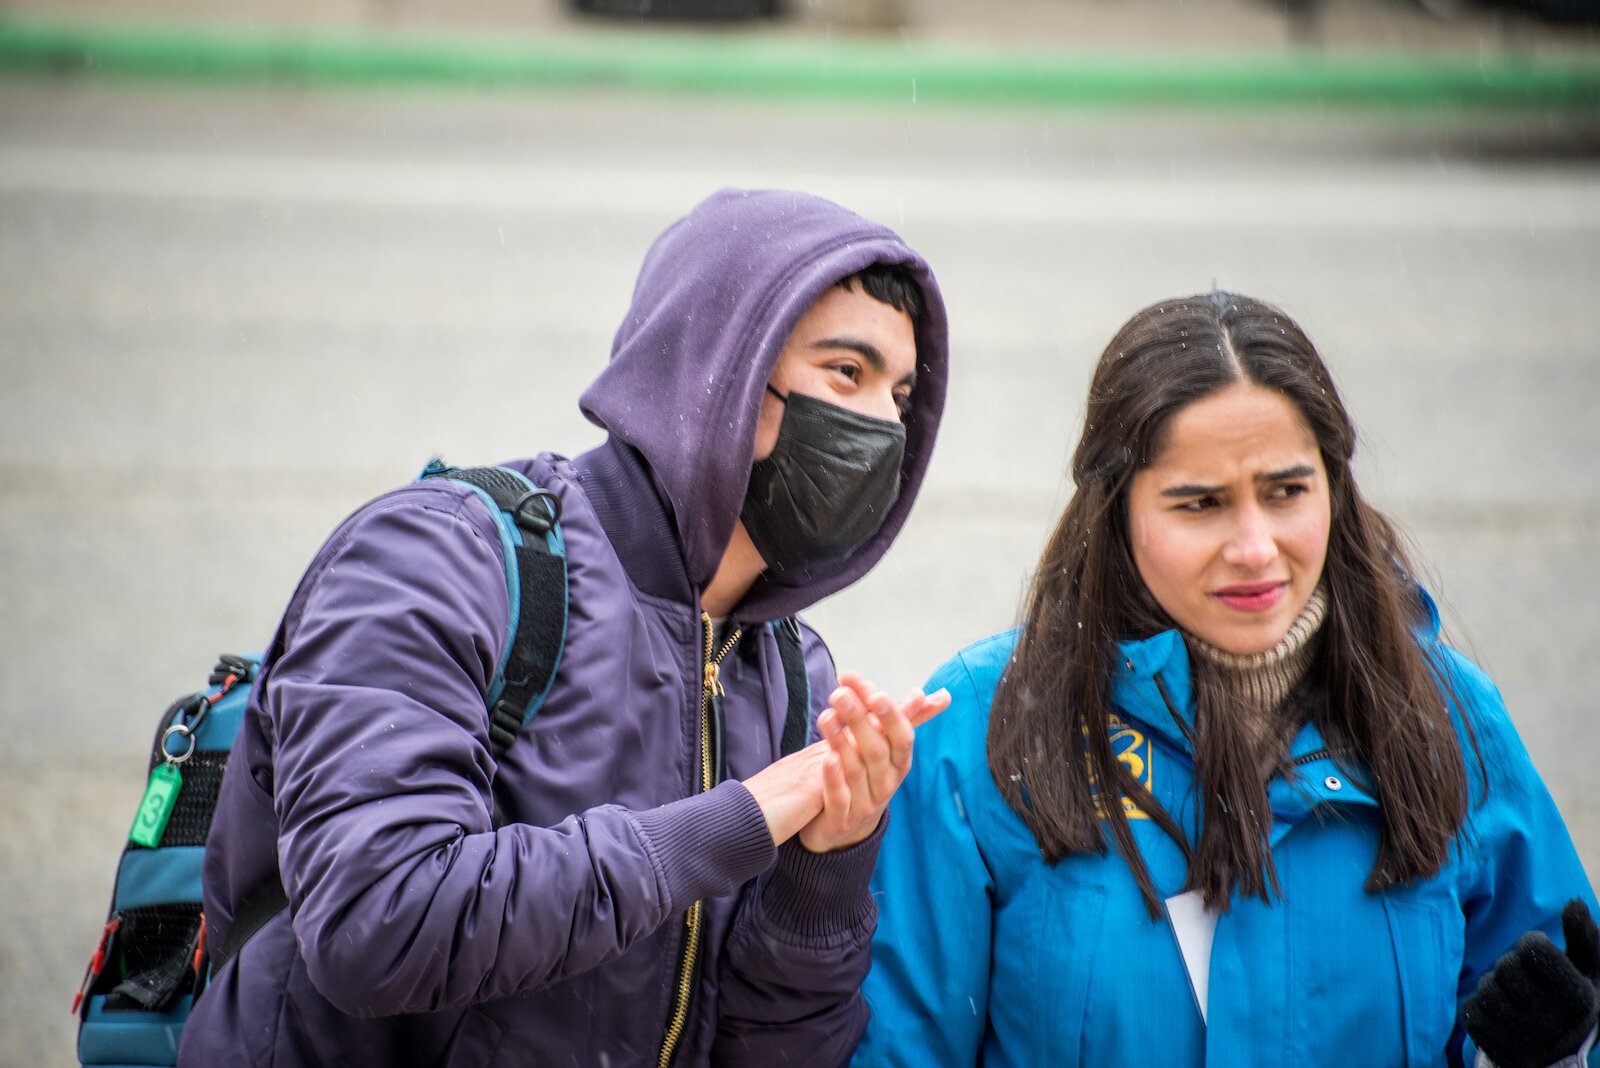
[831,363,861,382]
[894,392,913,418]
[1269,483,1307,501]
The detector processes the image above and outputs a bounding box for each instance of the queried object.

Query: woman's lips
[1212,581,1288,612]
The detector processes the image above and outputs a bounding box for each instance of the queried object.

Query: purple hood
[581,188,948,621]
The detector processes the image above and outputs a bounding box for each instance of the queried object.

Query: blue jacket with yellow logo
[854,614,1598,1067]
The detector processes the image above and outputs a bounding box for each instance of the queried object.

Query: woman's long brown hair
[988,293,1478,918]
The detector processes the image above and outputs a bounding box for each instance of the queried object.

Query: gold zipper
[657,613,742,1068]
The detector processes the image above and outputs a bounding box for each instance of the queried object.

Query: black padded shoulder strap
[773,617,810,757]
[426,463,569,764]
[213,879,289,973]
[212,464,568,976]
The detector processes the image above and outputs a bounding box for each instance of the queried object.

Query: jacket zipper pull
[658,614,745,1066]
[700,615,741,788]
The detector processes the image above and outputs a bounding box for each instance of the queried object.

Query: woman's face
[1127,382,1331,656]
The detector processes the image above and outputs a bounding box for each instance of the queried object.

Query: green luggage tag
[129,763,183,848]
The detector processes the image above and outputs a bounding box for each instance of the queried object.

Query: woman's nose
[1221,505,1278,571]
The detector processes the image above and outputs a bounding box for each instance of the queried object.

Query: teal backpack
[72,460,814,1066]
[73,463,571,1066]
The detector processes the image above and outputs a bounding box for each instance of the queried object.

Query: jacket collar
[570,439,694,607]
[1111,628,1380,831]
[1111,629,1198,755]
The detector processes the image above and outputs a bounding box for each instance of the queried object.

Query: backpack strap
[215,879,289,974]
[421,461,569,762]
[212,463,568,975]
[772,617,811,757]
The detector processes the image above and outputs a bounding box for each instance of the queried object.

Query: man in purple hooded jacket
[179,188,950,1066]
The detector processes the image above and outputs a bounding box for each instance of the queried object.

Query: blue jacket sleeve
[265,488,775,1016]
[1444,649,1600,1067]
[713,620,880,1066]
[852,652,996,1068]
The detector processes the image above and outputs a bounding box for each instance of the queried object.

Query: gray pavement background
[2,9,1599,1061]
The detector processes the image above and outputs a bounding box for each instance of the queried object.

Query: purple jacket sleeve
[711,623,880,1065]
[265,489,775,1016]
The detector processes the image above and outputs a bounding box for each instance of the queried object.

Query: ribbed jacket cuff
[759,814,885,940]
[632,780,775,910]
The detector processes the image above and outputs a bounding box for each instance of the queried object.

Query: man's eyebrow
[1158,465,1318,498]
[810,336,918,388]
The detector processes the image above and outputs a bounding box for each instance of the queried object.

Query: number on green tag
[129,763,183,848]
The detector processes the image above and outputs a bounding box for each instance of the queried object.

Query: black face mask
[741,387,907,577]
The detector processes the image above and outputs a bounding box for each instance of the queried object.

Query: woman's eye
[1177,497,1216,513]
[893,392,913,418]
[1269,483,1307,501]
[831,363,861,383]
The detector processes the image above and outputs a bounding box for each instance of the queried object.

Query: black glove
[1463,898,1600,1068]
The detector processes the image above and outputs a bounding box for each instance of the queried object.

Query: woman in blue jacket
[855,292,1599,1067]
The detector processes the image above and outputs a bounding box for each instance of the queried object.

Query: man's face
[752,283,918,461]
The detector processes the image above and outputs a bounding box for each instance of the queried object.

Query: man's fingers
[825,680,953,784]
[906,688,951,728]
[836,672,877,708]
[836,673,950,728]
[846,691,888,762]
[819,709,867,780]
[830,685,868,726]
[881,696,916,768]
[817,706,837,738]
[820,753,850,822]
[882,686,951,729]
[828,676,951,792]
[822,702,869,791]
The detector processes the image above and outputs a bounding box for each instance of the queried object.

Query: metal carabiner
[162,723,198,765]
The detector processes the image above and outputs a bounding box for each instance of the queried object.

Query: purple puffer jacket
[180,188,948,1067]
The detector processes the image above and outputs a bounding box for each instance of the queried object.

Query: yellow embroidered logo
[1086,715,1155,820]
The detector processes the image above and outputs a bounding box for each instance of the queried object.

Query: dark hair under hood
[580,187,949,622]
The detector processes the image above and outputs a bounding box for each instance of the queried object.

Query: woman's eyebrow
[1159,466,1317,498]
[1259,464,1317,482]
[1161,482,1223,499]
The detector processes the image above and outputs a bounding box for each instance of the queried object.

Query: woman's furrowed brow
[1160,482,1224,499]
[1257,464,1318,482]
[1159,465,1317,498]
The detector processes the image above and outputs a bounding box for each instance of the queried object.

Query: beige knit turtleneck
[1185,586,1329,718]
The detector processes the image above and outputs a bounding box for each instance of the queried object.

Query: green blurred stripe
[2,17,1598,109]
